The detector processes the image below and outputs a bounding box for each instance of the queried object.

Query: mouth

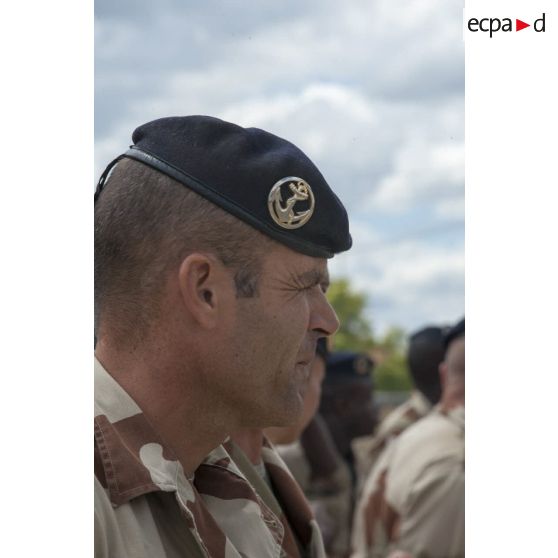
[296,357,312,367]
[294,360,312,386]
[296,341,318,368]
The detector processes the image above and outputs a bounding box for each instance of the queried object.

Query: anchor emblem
[268,176,315,229]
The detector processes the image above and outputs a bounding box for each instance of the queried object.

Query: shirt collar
[409,389,433,415]
[437,403,465,431]
[94,359,288,557]
[94,357,183,506]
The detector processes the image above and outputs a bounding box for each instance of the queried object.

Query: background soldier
[383,318,465,558]
[351,325,446,502]
[352,318,465,558]
[319,351,377,485]
[311,352,377,557]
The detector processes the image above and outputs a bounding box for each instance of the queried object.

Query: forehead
[262,243,330,282]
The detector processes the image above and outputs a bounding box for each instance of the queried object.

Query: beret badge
[354,356,371,375]
[267,177,315,229]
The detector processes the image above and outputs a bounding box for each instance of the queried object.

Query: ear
[177,253,228,329]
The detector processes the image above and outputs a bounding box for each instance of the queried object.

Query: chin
[271,398,304,428]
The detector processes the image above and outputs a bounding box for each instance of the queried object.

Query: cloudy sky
[95,0,464,336]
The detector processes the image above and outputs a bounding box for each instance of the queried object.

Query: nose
[310,291,340,336]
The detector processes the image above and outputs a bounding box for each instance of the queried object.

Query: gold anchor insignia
[354,356,370,375]
[268,176,315,229]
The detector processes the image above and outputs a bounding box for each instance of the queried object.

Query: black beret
[324,351,374,384]
[95,115,352,258]
[444,318,465,350]
[408,325,445,346]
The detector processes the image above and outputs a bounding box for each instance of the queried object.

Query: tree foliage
[326,278,374,352]
[327,279,412,391]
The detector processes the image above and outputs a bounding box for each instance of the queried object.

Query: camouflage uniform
[351,390,432,497]
[384,406,465,558]
[95,359,321,558]
[350,391,432,558]
[351,406,464,558]
[276,423,353,558]
[224,438,326,558]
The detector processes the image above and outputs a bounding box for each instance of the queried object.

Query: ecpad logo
[468,13,546,38]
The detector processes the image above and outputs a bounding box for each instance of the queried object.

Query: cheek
[284,296,312,339]
[267,300,311,347]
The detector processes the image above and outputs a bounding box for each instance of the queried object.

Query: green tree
[326,279,374,352]
[327,279,411,391]
[372,327,412,391]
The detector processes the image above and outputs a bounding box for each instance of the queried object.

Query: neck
[439,388,465,413]
[229,428,264,465]
[95,335,233,477]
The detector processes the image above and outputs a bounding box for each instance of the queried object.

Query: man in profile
[94,115,351,557]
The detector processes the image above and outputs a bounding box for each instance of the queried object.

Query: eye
[299,281,321,293]
[294,284,313,294]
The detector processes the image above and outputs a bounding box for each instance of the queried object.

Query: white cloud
[435,197,465,220]
[370,139,464,212]
[95,0,465,333]
[330,239,464,335]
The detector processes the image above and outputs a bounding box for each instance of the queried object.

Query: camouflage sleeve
[385,460,465,558]
[352,439,400,556]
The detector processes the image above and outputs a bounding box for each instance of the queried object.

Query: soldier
[351,326,446,498]
[319,351,377,484]
[352,319,465,558]
[313,351,377,557]
[94,115,351,557]
[383,318,465,558]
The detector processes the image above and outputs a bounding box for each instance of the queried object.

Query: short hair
[407,326,445,405]
[95,158,273,340]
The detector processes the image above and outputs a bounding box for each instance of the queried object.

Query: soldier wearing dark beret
[94,116,352,558]
[305,351,375,556]
[319,352,377,477]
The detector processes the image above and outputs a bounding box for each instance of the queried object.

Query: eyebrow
[296,268,330,289]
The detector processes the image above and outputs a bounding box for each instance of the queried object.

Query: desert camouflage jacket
[351,406,465,558]
[350,391,433,558]
[224,438,326,558]
[384,406,465,558]
[275,421,353,558]
[351,390,432,496]
[94,358,314,557]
